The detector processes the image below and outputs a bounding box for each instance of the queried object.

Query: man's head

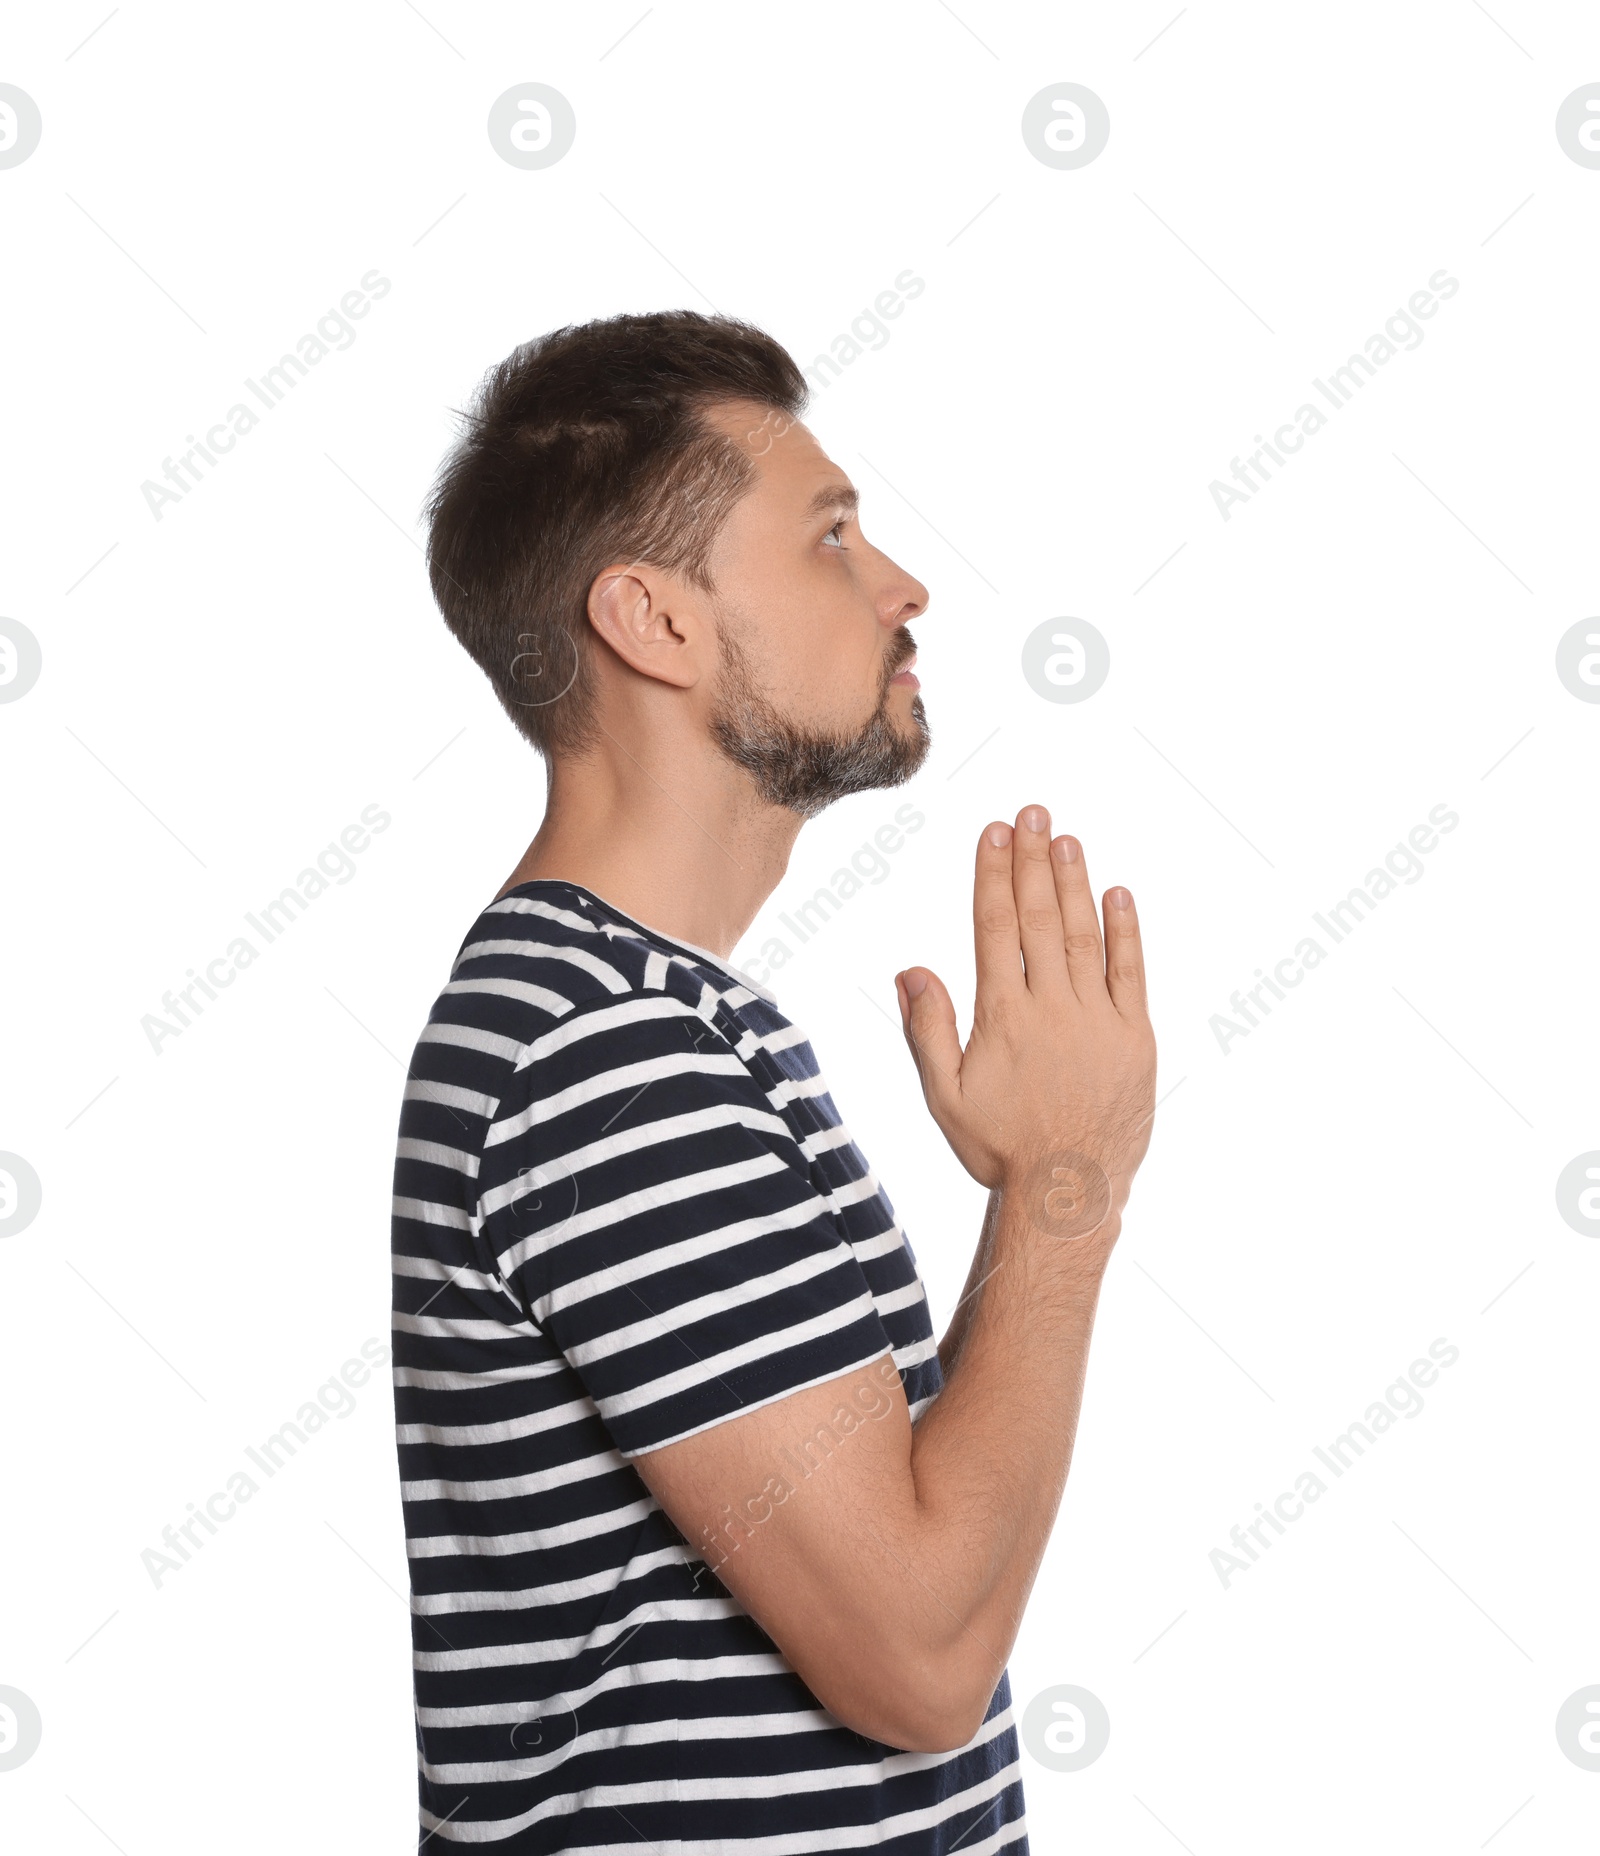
[425,311,930,817]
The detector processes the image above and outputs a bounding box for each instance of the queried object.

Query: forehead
[701,397,846,507]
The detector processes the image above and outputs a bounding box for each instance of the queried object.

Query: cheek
[808,620,879,714]
[811,586,880,673]
[725,565,880,716]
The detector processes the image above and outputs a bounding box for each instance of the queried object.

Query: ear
[587,563,702,691]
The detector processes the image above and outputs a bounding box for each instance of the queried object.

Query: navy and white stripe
[392,879,1027,1851]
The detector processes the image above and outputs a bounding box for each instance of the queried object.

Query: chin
[713,682,931,819]
[896,695,931,760]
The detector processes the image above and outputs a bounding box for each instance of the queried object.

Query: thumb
[894,967,962,1116]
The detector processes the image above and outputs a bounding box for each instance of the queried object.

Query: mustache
[881,631,917,692]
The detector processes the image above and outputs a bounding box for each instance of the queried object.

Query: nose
[878,553,929,631]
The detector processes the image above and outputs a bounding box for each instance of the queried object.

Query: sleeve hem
[619,1344,898,1459]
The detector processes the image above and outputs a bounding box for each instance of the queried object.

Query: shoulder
[455,884,776,1044]
[408,883,782,1130]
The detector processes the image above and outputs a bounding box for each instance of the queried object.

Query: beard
[707,620,931,820]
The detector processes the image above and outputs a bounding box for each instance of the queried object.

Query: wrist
[988,1171,1121,1274]
[994,1146,1117,1240]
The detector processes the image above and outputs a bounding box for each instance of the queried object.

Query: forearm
[905,1180,1116,1729]
[934,1198,998,1381]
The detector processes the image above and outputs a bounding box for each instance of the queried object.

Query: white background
[2,2,1598,1849]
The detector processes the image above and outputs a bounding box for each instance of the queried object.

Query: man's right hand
[894,805,1156,1240]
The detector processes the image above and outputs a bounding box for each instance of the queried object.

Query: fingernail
[1109,886,1131,910]
[903,970,928,998]
[1021,805,1048,833]
[985,822,1012,848]
[1052,836,1080,864]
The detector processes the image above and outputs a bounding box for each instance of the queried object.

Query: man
[391,310,1157,1852]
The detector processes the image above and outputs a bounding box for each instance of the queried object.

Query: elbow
[876,1684,990,1757]
[890,1705,987,1758]
[812,1643,993,1756]
[892,1617,1003,1753]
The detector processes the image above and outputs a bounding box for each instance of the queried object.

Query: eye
[822,517,848,549]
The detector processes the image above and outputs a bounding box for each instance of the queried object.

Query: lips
[890,653,919,689]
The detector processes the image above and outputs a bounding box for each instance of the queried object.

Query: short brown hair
[424,310,809,761]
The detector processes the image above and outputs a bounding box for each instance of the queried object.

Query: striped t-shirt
[391,878,1028,1852]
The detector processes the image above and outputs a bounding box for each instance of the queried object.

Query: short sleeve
[474,990,895,1457]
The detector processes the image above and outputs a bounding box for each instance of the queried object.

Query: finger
[1010,804,1070,996]
[1101,886,1149,1018]
[1048,834,1109,1003]
[895,968,963,1119]
[971,822,1025,1004]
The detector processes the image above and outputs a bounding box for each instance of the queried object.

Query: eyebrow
[802,482,859,522]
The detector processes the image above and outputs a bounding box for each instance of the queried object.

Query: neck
[498,742,805,962]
